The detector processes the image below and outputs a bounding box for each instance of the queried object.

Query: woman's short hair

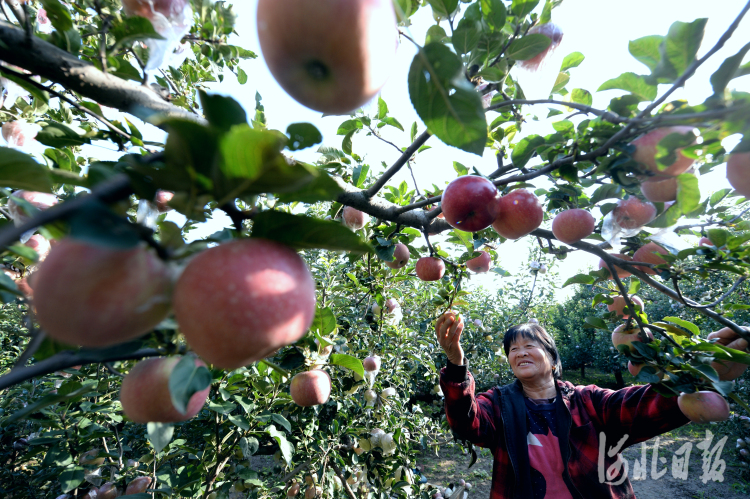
[503,323,563,379]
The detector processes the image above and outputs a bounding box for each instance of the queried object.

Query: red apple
[466,251,491,273]
[385,243,409,269]
[79,449,105,466]
[517,23,563,71]
[492,189,543,239]
[154,190,175,212]
[120,356,210,423]
[257,0,397,114]
[342,206,366,230]
[24,234,51,261]
[598,253,633,279]
[7,190,58,226]
[607,295,644,319]
[640,176,678,203]
[708,327,749,381]
[611,324,653,353]
[290,370,331,407]
[125,476,152,495]
[551,208,595,244]
[698,237,714,247]
[632,242,668,275]
[441,176,500,232]
[33,239,172,347]
[631,126,695,181]
[416,257,445,281]
[677,391,729,423]
[612,197,656,229]
[96,482,119,499]
[363,355,381,372]
[173,239,316,369]
[384,298,400,313]
[1,121,38,148]
[726,151,750,198]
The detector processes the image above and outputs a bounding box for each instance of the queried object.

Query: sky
[12,0,747,303]
[195,0,750,301]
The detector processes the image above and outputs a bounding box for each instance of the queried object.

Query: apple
[492,189,543,240]
[631,127,695,181]
[257,0,397,114]
[640,177,677,203]
[528,318,539,324]
[627,361,664,380]
[607,295,644,319]
[125,476,152,495]
[96,483,118,499]
[441,176,500,232]
[342,206,367,230]
[416,256,445,281]
[466,251,491,273]
[24,234,51,261]
[381,387,397,398]
[305,485,323,499]
[677,391,730,423]
[363,355,381,372]
[612,197,656,229]
[473,318,483,328]
[371,303,381,316]
[120,356,210,423]
[288,483,301,497]
[33,239,172,347]
[290,370,331,407]
[79,449,105,466]
[385,243,410,269]
[122,0,190,19]
[1,121,37,148]
[154,190,175,212]
[384,298,400,313]
[708,326,749,380]
[698,237,714,247]
[173,238,316,369]
[632,242,668,275]
[517,23,563,71]
[598,253,633,279]
[7,190,58,226]
[726,151,750,198]
[364,389,378,404]
[551,208,595,244]
[611,324,653,353]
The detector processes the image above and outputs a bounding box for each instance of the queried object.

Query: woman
[436,312,748,499]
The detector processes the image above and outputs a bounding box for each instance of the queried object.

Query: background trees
[0,0,750,497]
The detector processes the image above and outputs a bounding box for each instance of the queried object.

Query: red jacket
[440,361,690,498]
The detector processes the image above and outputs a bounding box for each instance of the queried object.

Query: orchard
[0,0,749,498]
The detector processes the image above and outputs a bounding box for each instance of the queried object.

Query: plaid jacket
[440,361,690,498]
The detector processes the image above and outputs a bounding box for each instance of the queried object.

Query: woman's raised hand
[436,311,465,366]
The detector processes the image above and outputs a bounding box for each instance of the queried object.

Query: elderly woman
[436,313,748,499]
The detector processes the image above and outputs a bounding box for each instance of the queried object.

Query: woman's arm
[436,313,502,448]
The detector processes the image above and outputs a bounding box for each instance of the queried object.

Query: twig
[280,458,312,483]
[365,131,431,198]
[365,124,402,154]
[331,462,358,499]
[673,276,747,310]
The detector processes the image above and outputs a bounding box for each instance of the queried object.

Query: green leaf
[59,466,85,493]
[425,25,448,45]
[506,34,552,61]
[597,73,657,101]
[36,123,90,147]
[710,42,750,96]
[219,125,287,181]
[275,169,343,204]
[353,163,370,188]
[199,91,247,132]
[67,200,143,249]
[337,119,363,135]
[312,306,337,336]
[110,15,165,50]
[427,0,459,18]
[511,134,544,167]
[706,228,728,248]
[675,172,700,214]
[551,120,574,133]
[378,97,388,119]
[560,52,585,71]
[251,211,372,253]
[628,35,663,72]
[342,130,355,156]
[286,123,322,151]
[8,243,40,262]
[2,382,96,427]
[584,316,608,330]
[240,436,260,458]
[237,67,248,85]
[41,0,73,32]
[207,400,236,413]
[380,116,404,131]
[330,354,365,378]
[551,72,570,94]
[511,0,539,17]
[663,316,700,336]
[267,425,294,465]
[568,88,593,107]
[452,161,468,176]
[0,67,49,103]
[408,43,487,155]
[168,356,212,416]
[271,413,292,433]
[480,0,506,32]
[147,422,174,454]
[451,228,474,252]
[0,148,52,191]
[663,18,707,77]
[563,273,596,287]
[452,18,482,55]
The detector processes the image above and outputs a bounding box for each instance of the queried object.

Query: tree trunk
[580,364,585,379]
[614,369,625,389]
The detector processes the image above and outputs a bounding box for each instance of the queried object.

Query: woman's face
[508,337,554,382]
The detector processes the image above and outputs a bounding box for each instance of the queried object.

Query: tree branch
[365,131,431,198]
[0,22,200,125]
[673,276,747,310]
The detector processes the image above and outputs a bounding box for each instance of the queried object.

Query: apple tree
[1,0,750,497]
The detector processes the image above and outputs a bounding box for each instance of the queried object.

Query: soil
[417,428,750,499]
